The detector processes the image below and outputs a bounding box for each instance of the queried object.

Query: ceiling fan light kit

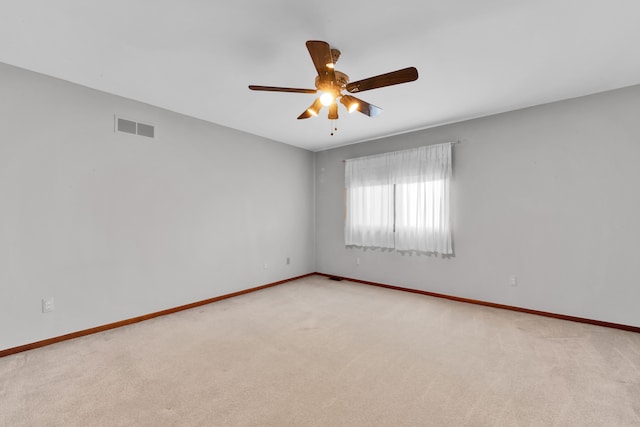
[340,95,359,113]
[249,40,418,135]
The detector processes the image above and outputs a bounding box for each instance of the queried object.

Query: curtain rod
[342,140,460,162]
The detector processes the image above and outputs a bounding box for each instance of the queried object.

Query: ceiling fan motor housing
[315,71,349,97]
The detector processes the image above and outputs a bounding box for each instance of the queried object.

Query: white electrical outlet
[263,262,268,269]
[509,275,518,287]
[42,297,55,313]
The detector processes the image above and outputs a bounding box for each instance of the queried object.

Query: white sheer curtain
[344,143,452,254]
[344,153,395,249]
[394,143,452,254]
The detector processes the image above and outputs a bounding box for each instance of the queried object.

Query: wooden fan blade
[346,67,418,93]
[340,95,382,117]
[353,97,382,117]
[249,85,317,94]
[306,40,336,82]
[297,109,314,119]
[298,98,323,119]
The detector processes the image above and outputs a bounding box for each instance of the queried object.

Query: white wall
[316,85,640,328]
[3,61,639,353]
[0,63,316,350]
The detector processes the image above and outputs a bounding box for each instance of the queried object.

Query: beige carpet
[1,275,640,426]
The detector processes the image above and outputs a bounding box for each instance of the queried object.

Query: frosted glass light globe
[320,92,334,106]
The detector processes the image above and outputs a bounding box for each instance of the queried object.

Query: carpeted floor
[1,275,640,426]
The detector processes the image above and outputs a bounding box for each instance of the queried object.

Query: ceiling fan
[249,40,418,134]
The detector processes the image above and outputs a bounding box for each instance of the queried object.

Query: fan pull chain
[330,120,338,136]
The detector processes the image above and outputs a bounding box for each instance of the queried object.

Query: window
[344,143,452,254]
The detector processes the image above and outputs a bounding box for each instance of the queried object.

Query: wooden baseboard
[0,273,315,358]
[5,272,636,358]
[316,273,640,334]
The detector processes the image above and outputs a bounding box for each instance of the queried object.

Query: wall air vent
[115,116,155,138]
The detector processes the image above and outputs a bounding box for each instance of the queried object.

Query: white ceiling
[2,0,640,151]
